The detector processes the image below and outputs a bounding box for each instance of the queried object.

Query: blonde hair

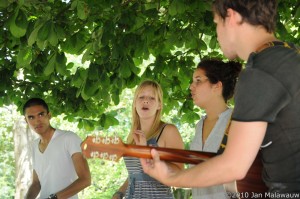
[127,80,165,144]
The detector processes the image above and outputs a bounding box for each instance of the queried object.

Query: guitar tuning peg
[111,133,118,144]
[100,152,109,159]
[104,136,111,144]
[92,136,101,144]
[101,137,106,144]
[113,132,118,138]
[110,154,118,161]
[112,136,120,144]
[91,151,100,158]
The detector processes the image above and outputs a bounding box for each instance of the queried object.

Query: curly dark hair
[212,0,277,33]
[197,59,242,102]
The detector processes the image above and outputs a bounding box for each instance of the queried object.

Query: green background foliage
[0,106,16,198]
[0,0,299,129]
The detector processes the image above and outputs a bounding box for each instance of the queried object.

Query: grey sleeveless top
[123,124,174,199]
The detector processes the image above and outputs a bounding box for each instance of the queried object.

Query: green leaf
[94,86,110,102]
[119,63,131,78]
[9,9,27,38]
[169,0,186,16]
[88,63,99,80]
[181,111,200,124]
[186,37,198,49]
[128,57,140,75]
[44,53,56,76]
[100,71,110,86]
[55,53,67,75]
[132,57,143,66]
[56,52,66,65]
[199,39,207,51]
[28,27,39,46]
[28,20,44,46]
[83,119,95,131]
[295,7,300,20]
[0,0,9,9]
[276,22,289,38]
[209,36,217,49]
[55,26,66,40]
[38,21,51,41]
[71,71,84,88]
[36,39,47,50]
[111,88,120,105]
[78,119,83,129]
[77,0,88,20]
[61,32,86,54]
[81,89,90,101]
[17,47,32,67]
[84,79,99,97]
[126,74,140,88]
[99,114,106,127]
[82,43,92,63]
[169,33,184,48]
[70,0,78,10]
[48,23,58,46]
[103,114,119,129]
[15,9,28,29]
[131,15,145,31]
[76,88,82,98]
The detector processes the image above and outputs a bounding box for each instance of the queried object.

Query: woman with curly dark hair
[189,59,242,199]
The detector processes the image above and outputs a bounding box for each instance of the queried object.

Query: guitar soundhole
[236,152,269,198]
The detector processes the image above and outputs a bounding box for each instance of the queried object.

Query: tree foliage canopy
[0,0,299,130]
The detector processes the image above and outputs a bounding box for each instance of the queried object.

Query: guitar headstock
[81,135,126,162]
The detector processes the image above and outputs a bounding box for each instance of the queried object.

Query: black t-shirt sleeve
[232,68,291,122]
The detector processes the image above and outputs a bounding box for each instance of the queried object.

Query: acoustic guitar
[81,135,269,198]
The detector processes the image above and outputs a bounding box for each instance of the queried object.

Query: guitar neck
[81,135,268,195]
[123,144,216,164]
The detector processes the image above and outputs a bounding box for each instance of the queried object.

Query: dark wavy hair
[23,98,49,115]
[197,59,242,102]
[212,0,277,33]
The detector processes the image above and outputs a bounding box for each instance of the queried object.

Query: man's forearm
[55,177,91,198]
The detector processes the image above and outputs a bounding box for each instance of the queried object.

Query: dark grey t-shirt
[232,42,300,193]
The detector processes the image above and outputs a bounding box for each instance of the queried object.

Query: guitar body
[235,152,269,198]
[81,136,269,197]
